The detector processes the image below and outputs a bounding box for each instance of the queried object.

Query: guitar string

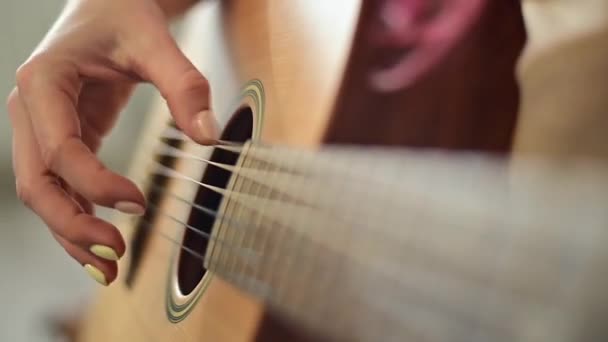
[146,143,468,244]
[131,137,321,269]
[160,126,246,152]
[151,137,400,206]
[141,204,260,265]
[148,127,601,270]
[151,127,493,248]
[137,182,571,340]
[127,140,599,337]
[146,183,260,257]
[135,207,578,342]
[148,157,312,210]
[160,125,430,182]
[136,215,207,262]
[142,158,485,276]
[129,134,296,268]
[145,201,258,259]
[127,126,608,339]
[131,186,263,268]
[145,163,395,251]
[128,143,369,273]
[153,142,301,177]
[142,148,582,266]
[158,129,446,186]
[148,132,481,246]
[135,213,266,292]
[132,205,484,338]
[146,164,382,248]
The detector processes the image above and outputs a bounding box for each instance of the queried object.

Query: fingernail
[90,245,120,261]
[84,264,108,286]
[114,201,145,216]
[195,110,220,144]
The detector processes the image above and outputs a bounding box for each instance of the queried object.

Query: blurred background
[0,1,161,340]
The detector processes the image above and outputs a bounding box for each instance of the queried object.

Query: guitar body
[75,1,537,341]
[79,1,366,340]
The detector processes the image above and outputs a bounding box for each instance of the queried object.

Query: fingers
[15,59,145,214]
[134,31,219,144]
[8,90,124,285]
[53,234,118,286]
[370,0,485,91]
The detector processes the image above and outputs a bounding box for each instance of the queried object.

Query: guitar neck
[205,143,608,341]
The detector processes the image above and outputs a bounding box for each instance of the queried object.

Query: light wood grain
[78,1,361,341]
[76,1,608,341]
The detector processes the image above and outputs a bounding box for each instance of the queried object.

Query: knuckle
[60,242,80,262]
[40,136,76,171]
[5,88,20,116]
[40,143,62,170]
[85,163,111,202]
[15,57,44,90]
[62,223,84,244]
[60,212,87,243]
[178,69,210,95]
[88,182,112,202]
[15,180,33,208]
[163,69,208,107]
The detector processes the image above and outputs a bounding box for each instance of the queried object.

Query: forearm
[154,0,200,19]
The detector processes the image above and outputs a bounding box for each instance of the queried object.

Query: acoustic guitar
[66,1,608,341]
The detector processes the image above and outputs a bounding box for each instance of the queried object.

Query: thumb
[137,35,219,144]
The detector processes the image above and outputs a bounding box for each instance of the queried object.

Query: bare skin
[6,0,484,286]
[6,0,216,285]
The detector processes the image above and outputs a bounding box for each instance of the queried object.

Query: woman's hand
[6,0,217,286]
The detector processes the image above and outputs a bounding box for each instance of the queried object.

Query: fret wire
[245,154,280,297]
[149,146,468,257]
[211,144,250,274]
[135,211,273,299]
[223,147,257,284]
[342,153,388,339]
[154,141,330,207]
[137,216,206,262]
[138,195,568,342]
[293,167,331,329]
[152,140,516,252]
[309,150,341,328]
[254,150,281,292]
[205,144,245,271]
[217,148,248,280]
[271,148,311,308]
[315,150,359,331]
[348,150,388,338]
[145,201,259,262]
[144,195,580,340]
[221,149,261,285]
[286,148,331,320]
[138,152,608,340]
[257,146,299,300]
[147,154,600,271]
[141,131,608,340]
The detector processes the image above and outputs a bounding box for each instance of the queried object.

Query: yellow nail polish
[90,245,120,261]
[84,264,108,286]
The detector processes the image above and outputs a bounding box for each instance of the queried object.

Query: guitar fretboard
[196,142,608,342]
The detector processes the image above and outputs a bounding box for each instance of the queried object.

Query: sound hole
[177,108,253,295]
